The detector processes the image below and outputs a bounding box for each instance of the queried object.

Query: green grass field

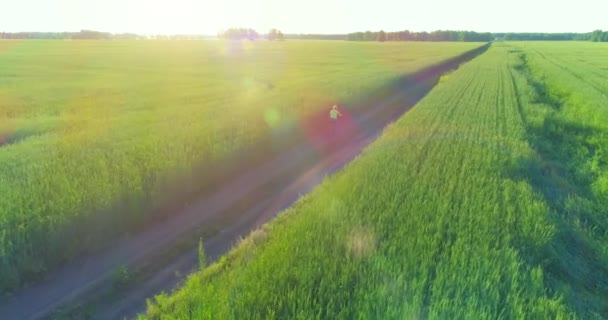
[0,40,483,292]
[140,42,608,319]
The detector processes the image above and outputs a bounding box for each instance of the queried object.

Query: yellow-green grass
[141,43,608,319]
[506,41,608,316]
[0,40,483,291]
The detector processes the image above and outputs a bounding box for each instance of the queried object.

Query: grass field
[0,40,483,292]
[508,41,608,316]
[141,42,608,319]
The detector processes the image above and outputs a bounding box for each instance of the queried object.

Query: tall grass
[0,40,483,292]
[141,43,608,319]
[508,41,608,317]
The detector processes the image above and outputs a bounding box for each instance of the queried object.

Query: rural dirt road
[0,44,488,320]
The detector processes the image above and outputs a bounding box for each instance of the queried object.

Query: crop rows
[0,40,482,292]
[508,41,608,317]
[142,44,608,319]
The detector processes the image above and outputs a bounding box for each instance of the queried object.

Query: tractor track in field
[0,44,489,320]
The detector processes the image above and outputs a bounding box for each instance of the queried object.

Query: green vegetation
[111,265,132,289]
[4,30,605,42]
[198,238,206,270]
[509,41,608,316]
[496,33,593,41]
[347,30,493,42]
[590,30,608,42]
[141,42,608,319]
[0,40,482,292]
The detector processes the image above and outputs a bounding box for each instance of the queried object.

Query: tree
[267,29,285,41]
[377,30,386,42]
[247,29,259,41]
[220,28,259,40]
[71,30,111,40]
[591,30,608,42]
[268,28,278,41]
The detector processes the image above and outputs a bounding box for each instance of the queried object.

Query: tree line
[2,29,607,42]
[347,30,493,42]
[590,30,608,42]
[0,30,213,40]
[347,30,608,42]
[0,30,145,40]
[284,34,347,40]
[217,28,284,41]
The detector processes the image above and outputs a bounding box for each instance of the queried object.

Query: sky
[2,0,607,35]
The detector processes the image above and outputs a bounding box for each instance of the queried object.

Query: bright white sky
[2,0,607,34]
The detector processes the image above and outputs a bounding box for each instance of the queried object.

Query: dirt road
[0,44,488,320]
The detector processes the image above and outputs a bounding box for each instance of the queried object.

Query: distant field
[0,40,482,291]
[141,42,608,319]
